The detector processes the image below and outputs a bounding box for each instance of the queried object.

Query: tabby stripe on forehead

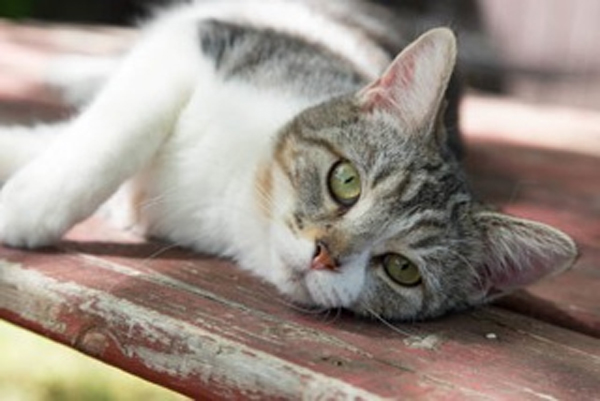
[378,175,415,209]
[399,173,464,213]
[371,161,414,193]
[371,166,396,190]
[391,211,447,239]
[403,216,448,240]
[421,161,444,173]
[409,233,444,249]
[400,191,469,243]
[448,193,470,223]
[411,216,448,230]
[297,136,345,159]
[406,218,448,248]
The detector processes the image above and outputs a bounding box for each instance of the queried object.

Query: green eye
[383,254,422,287]
[328,161,361,206]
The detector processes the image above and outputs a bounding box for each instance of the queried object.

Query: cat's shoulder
[147,0,393,80]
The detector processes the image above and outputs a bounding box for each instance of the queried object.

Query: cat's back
[152,0,403,99]
[133,1,408,247]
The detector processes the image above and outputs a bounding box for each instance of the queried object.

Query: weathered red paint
[2,118,600,398]
[1,22,599,398]
[2,232,600,400]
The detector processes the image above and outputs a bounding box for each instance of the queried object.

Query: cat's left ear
[358,27,457,130]
[472,211,578,301]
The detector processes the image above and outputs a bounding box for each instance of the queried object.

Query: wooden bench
[0,22,599,400]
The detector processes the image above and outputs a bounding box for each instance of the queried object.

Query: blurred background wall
[2,0,599,111]
[481,0,600,110]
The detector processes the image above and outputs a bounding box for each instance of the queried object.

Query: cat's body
[0,0,576,320]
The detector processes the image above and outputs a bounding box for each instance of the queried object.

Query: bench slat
[1,212,599,399]
[0,17,599,397]
[463,98,600,339]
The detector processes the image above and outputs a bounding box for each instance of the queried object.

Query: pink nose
[311,242,338,271]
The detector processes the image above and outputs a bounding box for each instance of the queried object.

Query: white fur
[159,0,391,79]
[1,3,575,316]
[1,19,203,247]
[0,1,391,307]
[43,0,390,108]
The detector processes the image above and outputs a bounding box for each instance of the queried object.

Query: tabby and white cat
[0,0,576,320]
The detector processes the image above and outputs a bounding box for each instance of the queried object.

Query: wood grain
[1,224,599,400]
[1,98,600,398]
[0,21,599,400]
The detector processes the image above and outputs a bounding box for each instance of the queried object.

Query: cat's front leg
[0,147,101,247]
[0,22,203,248]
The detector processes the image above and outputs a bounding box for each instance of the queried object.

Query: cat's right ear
[358,28,457,131]
[471,211,578,302]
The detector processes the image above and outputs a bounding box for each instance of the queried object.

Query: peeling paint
[0,261,385,400]
[522,387,560,401]
[0,260,71,334]
[2,253,600,400]
[403,334,444,351]
[79,292,385,400]
[77,327,114,357]
[75,253,368,356]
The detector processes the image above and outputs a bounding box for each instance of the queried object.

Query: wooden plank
[2,105,600,399]
[1,221,599,400]
[0,21,599,400]
[462,96,600,338]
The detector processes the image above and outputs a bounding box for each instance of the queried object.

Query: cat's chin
[306,269,364,308]
[266,259,335,309]
[266,221,365,309]
[266,249,366,310]
[269,259,365,310]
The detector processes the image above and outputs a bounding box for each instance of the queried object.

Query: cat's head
[260,28,577,320]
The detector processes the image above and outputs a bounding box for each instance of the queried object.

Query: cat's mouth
[270,225,355,308]
[278,260,338,308]
[282,262,362,309]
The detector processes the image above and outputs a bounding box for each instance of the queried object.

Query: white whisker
[142,242,181,262]
[273,297,329,315]
[366,307,413,336]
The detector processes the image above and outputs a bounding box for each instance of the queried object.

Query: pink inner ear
[361,86,395,112]
[380,53,416,92]
[482,254,560,297]
[357,28,457,127]
[474,213,577,300]
[361,53,416,113]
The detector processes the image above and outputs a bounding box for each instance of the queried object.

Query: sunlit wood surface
[0,22,599,400]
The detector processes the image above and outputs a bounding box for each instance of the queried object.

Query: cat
[0,0,577,321]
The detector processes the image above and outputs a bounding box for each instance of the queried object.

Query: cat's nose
[311,241,339,271]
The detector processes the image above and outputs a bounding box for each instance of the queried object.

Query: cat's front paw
[0,176,68,249]
[0,202,62,249]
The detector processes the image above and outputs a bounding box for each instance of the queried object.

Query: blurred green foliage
[0,321,188,401]
[0,0,34,19]
[0,0,169,25]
